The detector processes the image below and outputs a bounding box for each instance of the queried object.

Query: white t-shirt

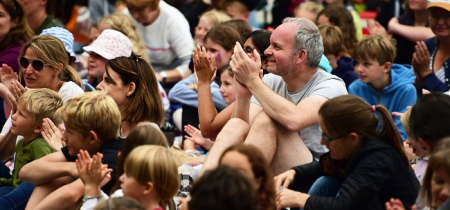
[251,71,348,159]
[135,1,193,76]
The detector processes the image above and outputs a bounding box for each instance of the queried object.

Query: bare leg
[245,111,312,175]
[200,118,250,175]
[25,176,72,210]
[32,179,85,210]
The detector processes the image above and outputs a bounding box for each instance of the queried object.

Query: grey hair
[282,17,323,67]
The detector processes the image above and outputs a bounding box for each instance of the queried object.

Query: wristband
[82,195,102,202]
[160,71,167,83]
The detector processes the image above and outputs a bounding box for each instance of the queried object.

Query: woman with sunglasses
[274,95,419,210]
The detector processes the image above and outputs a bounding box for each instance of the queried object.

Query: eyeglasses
[430,13,450,22]
[319,126,344,143]
[19,57,49,71]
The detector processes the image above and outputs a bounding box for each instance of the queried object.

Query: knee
[251,112,276,129]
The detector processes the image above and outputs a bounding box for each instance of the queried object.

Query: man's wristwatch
[160,71,167,83]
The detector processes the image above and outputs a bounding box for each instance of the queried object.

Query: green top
[0,136,53,188]
[34,16,66,35]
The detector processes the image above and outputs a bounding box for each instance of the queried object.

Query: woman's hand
[41,118,65,152]
[385,198,417,210]
[276,188,306,210]
[193,45,217,85]
[0,64,18,91]
[274,169,296,191]
[368,21,388,36]
[184,124,214,150]
[412,41,432,78]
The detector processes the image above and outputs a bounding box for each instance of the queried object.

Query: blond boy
[0,89,62,204]
[20,91,122,210]
[319,25,358,89]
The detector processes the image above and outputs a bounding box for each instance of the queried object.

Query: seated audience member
[319,25,357,89]
[169,22,242,153]
[401,108,428,182]
[316,5,358,57]
[200,17,347,175]
[275,95,420,210]
[349,35,417,141]
[413,0,450,92]
[122,0,193,87]
[20,91,122,210]
[193,10,231,47]
[219,0,259,30]
[179,165,258,210]
[368,0,433,65]
[23,0,65,34]
[0,89,62,209]
[79,145,179,210]
[322,1,362,40]
[219,144,276,210]
[409,93,450,152]
[294,2,323,22]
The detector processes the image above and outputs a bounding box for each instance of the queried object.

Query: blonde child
[294,2,323,22]
[349,35,417,142]
[194,10,231,47]
[0,89,63,208]
[79,145,179,210]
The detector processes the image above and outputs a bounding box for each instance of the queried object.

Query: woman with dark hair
[274,95,419,210]
[316,5,358,57]
[219,144,276,210]
[179,165,258,210]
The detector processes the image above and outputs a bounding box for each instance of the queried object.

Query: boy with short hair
[20,91,122,210]
[0,88,62,206]
[319,24,358,89]
[349,35,417,141]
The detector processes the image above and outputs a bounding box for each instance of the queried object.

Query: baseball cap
[427,0,450,11]
[41,27,79,62]
[83,29,133,60]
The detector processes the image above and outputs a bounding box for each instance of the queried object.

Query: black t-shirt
[61,138,124,194]
[393,15,418,65]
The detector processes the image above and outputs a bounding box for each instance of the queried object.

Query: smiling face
[204,38,233,69]
[429,7,450,39]
[194,16,213,46]
[219,70,235,105]
[405,135,428,157]
[431,167,450,208]
[21,48,60,89]
[264,23,297,76]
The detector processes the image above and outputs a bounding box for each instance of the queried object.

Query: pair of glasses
[319,126,344,143]
[19,57,49,71]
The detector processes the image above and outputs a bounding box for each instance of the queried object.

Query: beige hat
[427,0,450,11]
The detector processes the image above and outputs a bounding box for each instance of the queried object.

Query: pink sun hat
[83,29,133,60]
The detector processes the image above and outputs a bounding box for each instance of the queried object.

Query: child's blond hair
[59,91,121,143]
[319,25,343,56]
[353,35,397,65]
[200,10,231,26]
[19,88,63,126]
[124,145,179,210]
[400,108,412,134]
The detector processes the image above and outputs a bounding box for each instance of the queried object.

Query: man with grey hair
[201,18,347,175]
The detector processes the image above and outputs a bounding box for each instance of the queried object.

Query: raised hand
[0,64,18,91]
[184,124,214,150]
[412,41,432,78]
[230,42,262,86]
[385,198,416,210]
[193,45,217,85]
[368,21,388,36]
[41,118,64,152]
[77,151,111,187]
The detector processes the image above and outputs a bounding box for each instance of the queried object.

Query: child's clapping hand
[76,151,112,196]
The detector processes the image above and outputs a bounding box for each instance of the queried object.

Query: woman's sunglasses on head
[19,57,50,71]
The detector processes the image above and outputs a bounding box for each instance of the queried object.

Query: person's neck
[369,73,391,92]
[284,66,317,92]
[142,7,160,26]
[138,194,161,210]
[414,10,428,26]
[48,80,64,92]
[27,10,48,31]
[23,133,40,143]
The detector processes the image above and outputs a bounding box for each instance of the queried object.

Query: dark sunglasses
[319,126,344,143]
[19,57,49,71]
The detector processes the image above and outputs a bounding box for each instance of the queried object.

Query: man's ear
[143,182,154,195]
[126,82,136,97]
[295,49,308,65]
[418,137,433,152]
[88,130,99,145]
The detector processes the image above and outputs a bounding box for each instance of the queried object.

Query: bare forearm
[391,25,434,42]
[33,179,85,210]
[20,162,76,185]
[232,96,251,124]
[158,69,183,83]
[0,131,18,161]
